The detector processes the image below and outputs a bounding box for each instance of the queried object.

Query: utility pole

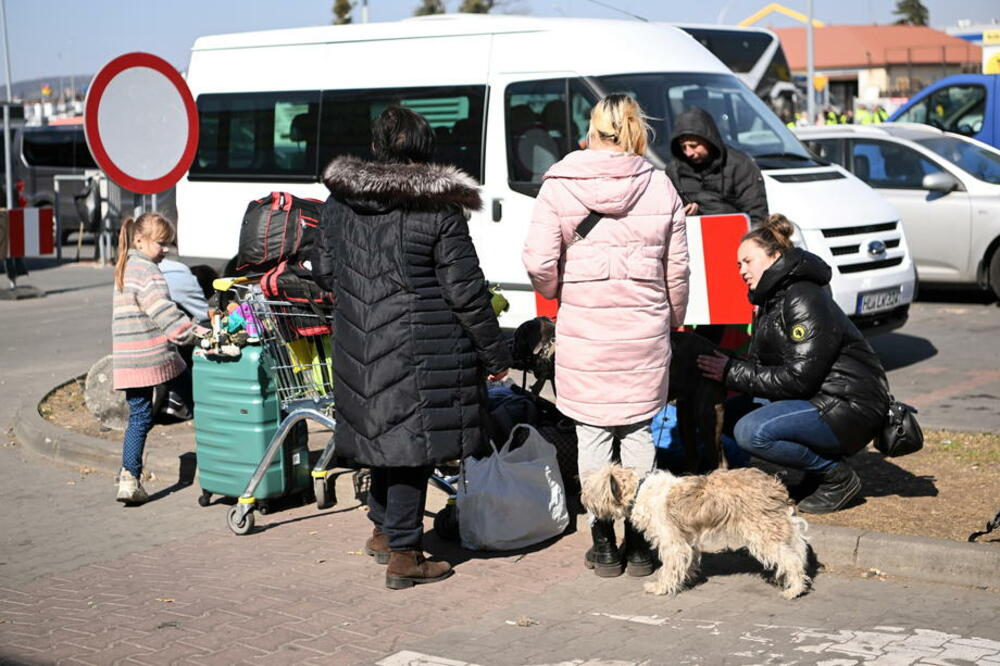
[806,0,816,123]
[361,0,369,23]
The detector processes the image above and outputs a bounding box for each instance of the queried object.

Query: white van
[177,15,915,334]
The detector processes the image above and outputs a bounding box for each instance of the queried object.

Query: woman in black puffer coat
[312,107,511,589]
[697,214,889,514]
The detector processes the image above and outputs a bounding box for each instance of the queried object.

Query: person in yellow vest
[856,105,873,125]
[824,108,839,125]
[872,105,888,123]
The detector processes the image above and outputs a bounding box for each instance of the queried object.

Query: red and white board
[682,213,753,326]
[534,213,752,326]
[6,208,55,258]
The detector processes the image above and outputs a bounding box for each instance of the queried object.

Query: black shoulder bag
[874,379,924,457]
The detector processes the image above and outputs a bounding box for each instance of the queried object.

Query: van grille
[770,171,846,183]
[838,257,904,274]
[822,222,897,238]
[819,221,904,276]
[829,238,900,257]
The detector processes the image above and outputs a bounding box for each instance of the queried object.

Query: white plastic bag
[458,424,570,551]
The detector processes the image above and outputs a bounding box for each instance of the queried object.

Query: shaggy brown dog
[581,464,811,599]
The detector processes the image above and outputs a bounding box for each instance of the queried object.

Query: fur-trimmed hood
[322,156,482,213]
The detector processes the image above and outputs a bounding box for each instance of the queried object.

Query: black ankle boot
[623,519,656,577]
[584,519,623,577]
[797,463,862,514]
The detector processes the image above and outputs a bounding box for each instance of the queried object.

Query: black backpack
[236,192,324,274]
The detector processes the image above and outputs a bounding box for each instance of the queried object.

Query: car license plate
[857,287,901,314]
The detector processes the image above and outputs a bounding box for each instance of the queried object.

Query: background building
[773,24,981,111]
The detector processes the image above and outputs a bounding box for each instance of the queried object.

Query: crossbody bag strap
[574,210,603,241]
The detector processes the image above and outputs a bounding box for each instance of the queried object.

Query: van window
[319,85,486,182]
[851,139,942,190]
[927,85,986,136]
[191,91,320,180]
[21,127,97,169]
[505,78,595,194]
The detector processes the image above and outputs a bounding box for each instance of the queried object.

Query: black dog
[511,318,732,474]
[668,331,734,473]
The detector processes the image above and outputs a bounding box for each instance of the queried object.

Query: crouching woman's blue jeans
[733,400,843,474]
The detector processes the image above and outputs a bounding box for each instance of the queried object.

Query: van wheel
[990,251,1000,302]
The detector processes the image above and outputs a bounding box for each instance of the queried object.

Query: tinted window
[927,85,986,136]
[851,139,942,189]
[680,28,773,74]
[320,85,485,182]
[192,91,320,180]
[505,78,596,193]
[915,135,1000,185]
[21,127,97,169]
[803,138,845,166]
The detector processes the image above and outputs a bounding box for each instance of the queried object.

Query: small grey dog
[581,464,811,599]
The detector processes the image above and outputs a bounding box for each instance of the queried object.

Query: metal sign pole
[0,0,14,284]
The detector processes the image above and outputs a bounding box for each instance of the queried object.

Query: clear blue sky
[6,0,998,84]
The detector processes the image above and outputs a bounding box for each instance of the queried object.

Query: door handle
[492,198,502,222]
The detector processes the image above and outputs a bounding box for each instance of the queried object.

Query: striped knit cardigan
[112,250,204,390]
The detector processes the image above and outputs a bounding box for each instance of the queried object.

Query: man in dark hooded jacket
[665,107,769,225]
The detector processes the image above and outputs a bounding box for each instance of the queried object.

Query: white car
[796,123,1000,299]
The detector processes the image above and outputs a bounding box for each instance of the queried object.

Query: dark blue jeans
[733,400,843,474]
[122,387,155,477]
[366,466,433,551]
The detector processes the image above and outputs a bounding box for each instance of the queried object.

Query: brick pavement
[0,469,591,666]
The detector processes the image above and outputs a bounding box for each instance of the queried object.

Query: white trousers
[576,418,656,485]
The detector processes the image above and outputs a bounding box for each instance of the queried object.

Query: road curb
[13,379,1000,592]
[14,378,192,482]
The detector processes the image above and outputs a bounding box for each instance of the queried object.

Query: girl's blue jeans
[733,399,843,474]
[122,387,155,477]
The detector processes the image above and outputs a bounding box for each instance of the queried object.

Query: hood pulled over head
[669,107,726,163]
[542,150,654,216]
[322,156,482,214]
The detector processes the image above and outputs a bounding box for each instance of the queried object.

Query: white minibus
[177,15,914,334]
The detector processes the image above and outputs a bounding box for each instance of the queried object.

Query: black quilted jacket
[724,248,888,454]
[312,156,511,467]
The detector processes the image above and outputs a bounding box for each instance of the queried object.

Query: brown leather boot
[363,527,390,565]
[385,550,454,590]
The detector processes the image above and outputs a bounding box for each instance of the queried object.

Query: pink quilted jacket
[522,149,690,426]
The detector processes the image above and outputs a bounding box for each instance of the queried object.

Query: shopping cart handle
[213,276,251,291]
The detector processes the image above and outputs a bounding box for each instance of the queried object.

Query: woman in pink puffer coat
[522,94,690,579]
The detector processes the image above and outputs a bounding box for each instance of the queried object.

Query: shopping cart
[207,277,341,536]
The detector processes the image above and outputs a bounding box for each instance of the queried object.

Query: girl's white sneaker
[116,468,149,505]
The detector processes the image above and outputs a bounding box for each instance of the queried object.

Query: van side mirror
[922,172,958,193]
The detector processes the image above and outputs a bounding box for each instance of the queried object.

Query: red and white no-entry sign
[84,52,199,194]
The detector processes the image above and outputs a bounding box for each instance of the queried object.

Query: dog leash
[968,507,1000,542]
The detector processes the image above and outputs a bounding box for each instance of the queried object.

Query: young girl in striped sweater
[112,213,208,504]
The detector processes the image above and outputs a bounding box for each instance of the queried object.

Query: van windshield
[914,135,1000,185]
[592,72,816,169]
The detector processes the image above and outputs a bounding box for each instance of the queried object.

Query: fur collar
[322,156,482,212]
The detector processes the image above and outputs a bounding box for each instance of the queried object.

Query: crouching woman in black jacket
[697,214,889,513]
[312,107,511,589]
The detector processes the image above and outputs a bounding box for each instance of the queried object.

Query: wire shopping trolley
[201,277,341,536]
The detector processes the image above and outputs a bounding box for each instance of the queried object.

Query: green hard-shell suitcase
[193,345,311,505]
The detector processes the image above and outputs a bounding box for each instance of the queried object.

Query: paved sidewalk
[1,468,998,666]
